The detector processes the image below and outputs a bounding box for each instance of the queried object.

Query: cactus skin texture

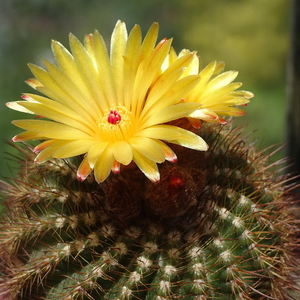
[0,123,299,300]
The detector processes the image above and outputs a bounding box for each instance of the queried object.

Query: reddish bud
[168,174,185,195]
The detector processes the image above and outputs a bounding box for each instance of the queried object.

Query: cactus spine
[0,123,299,300]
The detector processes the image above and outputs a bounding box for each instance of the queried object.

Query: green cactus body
[0,123,299,300]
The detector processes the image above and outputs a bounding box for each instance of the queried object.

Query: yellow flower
[164,49,254,129]
[7,21,208,183]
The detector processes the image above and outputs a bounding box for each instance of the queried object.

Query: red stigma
[168,174,185,194]
[107,110,121,124]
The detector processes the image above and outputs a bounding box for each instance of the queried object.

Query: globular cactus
[0,20,299,300]
[0,122,299,300]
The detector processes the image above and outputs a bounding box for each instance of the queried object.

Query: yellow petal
[52,140,97,158]
[122,25,142,108]
[28,62,98,122]
[132,148,160,182]
[112,141,133,165]
[213,61,225,75]
[25,78,43,90]
[69,34,105,116]
[233,90,254,98]
[14,98,96,136]
[198,61,217,87]
[206,71,238,91]
[224,97,251,106]
[92,30,117,106]
[133,38,173,116]
[142,102,199,128]
[87,142,109,168]
[6,101,35,114]
[222,107,246,116]
[142,74,200,119]
[200,83,242,105]
[182,51,199,76]
[39,60,97,122]
[39,62,98,123]
[12,120,92,140]
[137,125,182,141]
[12,131,40,142]
[147,52,196,107]
[155,140,177,163]
[129,136,165,163]
[170,128,208,151]
[34,139,57,152]
[93,146,114,183]
[110,20,127,103]
[140,22,159,61]
[34,140,70,163]
[139,125,208,151]
[189,108,219,121]
[144,68,185,111]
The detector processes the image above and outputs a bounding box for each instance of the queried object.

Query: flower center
[97,106,135,142]
[107,110,121,124]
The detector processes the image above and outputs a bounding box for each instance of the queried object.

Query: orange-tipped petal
[187,117,202,129]
[77,156,93,181]
[34,141,69,163]
[34,140,57,153]
[112,161,120,174]
[155,140,177,163]
[25,78,43,89]
[218,117,227,124]
[133,149,160,183]
[189,109,219,122]
[12,131,40,142]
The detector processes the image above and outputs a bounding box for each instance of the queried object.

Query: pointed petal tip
[197,138,209,151]
[77,173,87,182]
[34,157,42,164]
[33,143,47,153]
[77,157,93,182]
[94,175,108,184]
[219,117,227,124]
[189,118,202,129]
[77,168,91,182]
[144,169,160,183]
[21,94,31,100]
[165,149,177,163]
[168,156,177,163]
[112,161,121,174]
[152,175,160,183]
[203,145,209,151]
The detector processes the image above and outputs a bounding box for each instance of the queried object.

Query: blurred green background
[0,0,289,180]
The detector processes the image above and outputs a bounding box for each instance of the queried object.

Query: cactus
[0,122,299,300]
[0,21,299,299]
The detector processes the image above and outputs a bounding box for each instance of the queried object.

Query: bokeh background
[0,0,289,180]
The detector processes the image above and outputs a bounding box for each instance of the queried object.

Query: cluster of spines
[0,124,299,300]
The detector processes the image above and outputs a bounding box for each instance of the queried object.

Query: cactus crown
[0,123,299,300]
